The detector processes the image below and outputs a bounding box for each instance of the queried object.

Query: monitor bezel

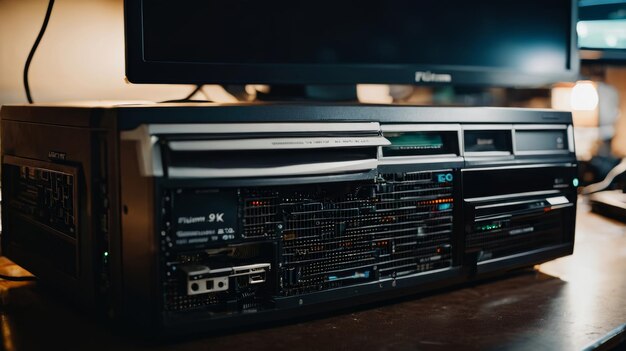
[124,0,580,87]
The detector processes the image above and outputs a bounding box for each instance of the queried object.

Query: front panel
[117,113,576,332]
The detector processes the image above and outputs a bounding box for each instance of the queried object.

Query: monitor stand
[252,84,358,102]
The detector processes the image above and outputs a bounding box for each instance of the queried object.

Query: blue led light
[438,203,452,211]
[573,178,579,187]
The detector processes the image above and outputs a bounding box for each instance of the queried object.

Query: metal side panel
[119,139,158,329]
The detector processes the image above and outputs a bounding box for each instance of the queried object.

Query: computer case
[0,103,577,334]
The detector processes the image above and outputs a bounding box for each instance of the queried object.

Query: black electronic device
[124,0,579,87]
[1,103,578,335]
[589,190,626,222]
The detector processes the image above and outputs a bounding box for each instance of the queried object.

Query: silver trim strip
[475,200,573,212]
[549,203,574,210]
[381,124,462,132]
[515,150,571,156]
[167,159,379,178]
[462,163,575,172]
[475,198,549,209]
[379,156,463,165]
[475,214,513,221]
[464,151,512,157]
[463,124,513,130]
[168,136,390,151]
[465,190,561,203]
[145,122,381,135]
[513,124,568,130]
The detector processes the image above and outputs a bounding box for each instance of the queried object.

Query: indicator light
[573,178,579,187]
[478,223,502,232]
[438,203,452,211]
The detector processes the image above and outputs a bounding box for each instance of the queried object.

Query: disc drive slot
[164,147,383,178]
[121,122,390,178]
[473,198,556,220]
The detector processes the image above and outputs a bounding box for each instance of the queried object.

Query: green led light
[480,223,502,232]
[573,178,579,187]
[104,251,109,257]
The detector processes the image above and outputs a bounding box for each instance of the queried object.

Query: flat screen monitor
[124,0,579,87]
[578,0,626,62]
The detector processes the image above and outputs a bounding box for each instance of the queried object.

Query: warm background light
[570,81,600,111]
[0,0,233,105]
[551,81,601,161]
[551,81,599,127]
[356,85,394,104]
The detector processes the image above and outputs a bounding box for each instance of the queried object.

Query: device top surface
[0,102,572,130]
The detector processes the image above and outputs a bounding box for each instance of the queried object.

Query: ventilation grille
[9,165,77,237]
[242,171,455,297]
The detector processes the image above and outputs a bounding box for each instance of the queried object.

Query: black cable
[0,273,37,282]
[183,85,203,100]
[23,0,55,104]
[160,84,211,103]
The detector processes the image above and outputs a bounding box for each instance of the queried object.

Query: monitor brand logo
[415,71,452,83]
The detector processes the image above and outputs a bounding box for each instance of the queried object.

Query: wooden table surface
[1,202,625,351]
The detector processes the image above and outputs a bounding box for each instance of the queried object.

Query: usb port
[249,273,266,284]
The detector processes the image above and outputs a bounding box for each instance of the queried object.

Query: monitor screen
[125,0,578,86]
[578,0,626,61]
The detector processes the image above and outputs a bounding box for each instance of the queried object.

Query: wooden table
[1,202,625,351]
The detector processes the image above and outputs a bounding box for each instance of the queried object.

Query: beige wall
[0,0,198,105]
